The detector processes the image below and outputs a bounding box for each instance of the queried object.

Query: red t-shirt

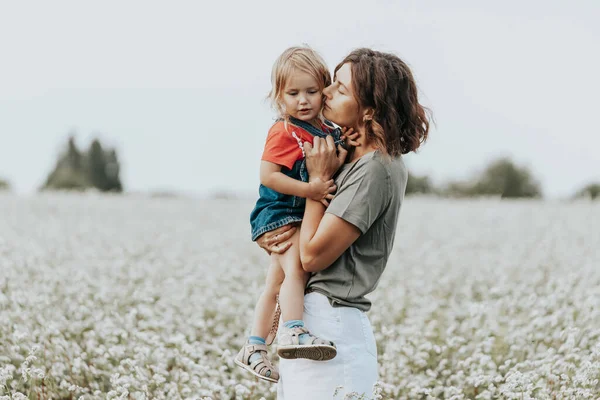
[261,121,317,170]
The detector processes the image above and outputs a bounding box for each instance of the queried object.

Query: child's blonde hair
[268,45,332,117]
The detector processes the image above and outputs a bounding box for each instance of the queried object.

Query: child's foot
[276,326,337,361]
[234,342,279,383]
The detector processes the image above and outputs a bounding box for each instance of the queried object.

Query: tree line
[0,137,598,200]
[406,157,598,199]
[31,135,122,192]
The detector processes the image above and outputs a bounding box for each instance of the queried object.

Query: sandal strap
[250,358,267,371]
[291,326,309,336]
[251,356,274,370]
[246,343,267,353]
[241,343,267,364]
[309,336,333,346]
[287,327,333,346]
[249,349,277,377]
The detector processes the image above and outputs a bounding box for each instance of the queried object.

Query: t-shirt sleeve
[261,126,303,170]
[326,160,390,234]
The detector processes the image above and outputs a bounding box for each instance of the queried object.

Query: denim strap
[281,117,345,148]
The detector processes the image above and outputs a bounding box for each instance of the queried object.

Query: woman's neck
[349,145,378,162]
[348,126,378,162]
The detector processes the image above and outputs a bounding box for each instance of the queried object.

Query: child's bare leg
[273,228,336,361]
[237,256,284,379]
[273,230,308,322]
[251,258,284,339]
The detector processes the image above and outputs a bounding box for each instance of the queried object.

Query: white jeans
[277,292,378,399]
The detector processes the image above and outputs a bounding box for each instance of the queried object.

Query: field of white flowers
[0,192,599,400]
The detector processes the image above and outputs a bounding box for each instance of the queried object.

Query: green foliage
[104,148,123,192]
[441,180,473,198]
[406,172,434,195]
[42,135,123,192]
[88,139,109,191]
[0,178,10,191]
[406,158,543,199]
[574,183,600,200]
[472,158,542,198]
[441,158,542,198]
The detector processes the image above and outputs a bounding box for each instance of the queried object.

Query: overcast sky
[0,0,598,198]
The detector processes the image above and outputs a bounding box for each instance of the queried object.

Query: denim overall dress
[250,117,343,241]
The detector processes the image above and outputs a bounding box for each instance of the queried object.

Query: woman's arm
[299,136,358,272]
[260,161,335,205]
[300,199,360,272]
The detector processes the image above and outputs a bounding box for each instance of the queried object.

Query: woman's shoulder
[340,152,406,193]
[353,151,401,176]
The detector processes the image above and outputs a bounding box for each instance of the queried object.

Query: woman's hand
[256,224,297,254]
[303,135,348,181]
[341,127,360,148]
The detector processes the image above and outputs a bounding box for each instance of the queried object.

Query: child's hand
[307,178,337,207]
[341,127,360,147]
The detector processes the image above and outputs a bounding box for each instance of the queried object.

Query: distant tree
[42,135,123,192]
[406,171,434,195]
[473,158,542,198]
[441,180,473,198]
[103,148,123,192]
[0,177,10,191]
[87,139,110,191]
[441,158,542,198]
[43,136,89,191]
[66,136,83,170]
[574,183,600,200]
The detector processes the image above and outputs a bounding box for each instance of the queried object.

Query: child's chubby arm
[260,161,336,207]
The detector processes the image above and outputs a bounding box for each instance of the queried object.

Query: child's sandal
[234,343,279,383]
[276,326,337,361]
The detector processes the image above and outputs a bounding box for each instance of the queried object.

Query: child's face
[281,70,323,123]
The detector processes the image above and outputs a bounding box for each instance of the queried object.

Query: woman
[257,48,430,399]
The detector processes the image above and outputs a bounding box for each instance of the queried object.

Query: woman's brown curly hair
[334,48,430,156]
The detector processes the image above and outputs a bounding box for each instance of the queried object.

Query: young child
[234,46,344,383]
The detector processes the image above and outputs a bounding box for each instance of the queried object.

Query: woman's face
[322,63,360,128]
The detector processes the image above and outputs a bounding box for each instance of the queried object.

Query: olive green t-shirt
[305,150,407,312]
